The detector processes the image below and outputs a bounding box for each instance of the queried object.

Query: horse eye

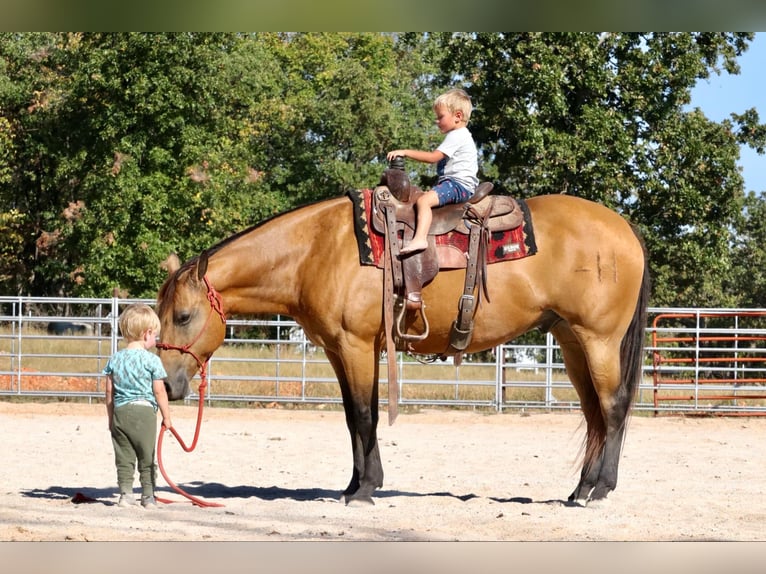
[176,311,192,326]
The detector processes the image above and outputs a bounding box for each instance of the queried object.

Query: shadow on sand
[22,484,582,507]
[22,483,483,505]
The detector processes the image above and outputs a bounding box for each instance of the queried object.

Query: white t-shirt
[436,126,479,193]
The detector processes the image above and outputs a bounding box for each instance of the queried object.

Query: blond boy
[387,88,479,254]
[104,303,172,509]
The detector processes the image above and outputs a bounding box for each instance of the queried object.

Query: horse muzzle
[163,371,192,401]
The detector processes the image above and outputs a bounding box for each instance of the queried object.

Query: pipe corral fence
[2,296,766,415]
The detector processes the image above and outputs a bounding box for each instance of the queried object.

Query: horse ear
[161,253,181,275]
[196,251,209,280]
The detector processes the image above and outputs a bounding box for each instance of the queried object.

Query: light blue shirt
[103,348,167,410]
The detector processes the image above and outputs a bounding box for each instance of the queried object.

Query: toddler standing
[104,303,172,508]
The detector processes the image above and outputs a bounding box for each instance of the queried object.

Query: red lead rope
[156,369,223,508]
[156,275,225,508]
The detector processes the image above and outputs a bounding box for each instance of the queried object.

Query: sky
[689,32,766,194]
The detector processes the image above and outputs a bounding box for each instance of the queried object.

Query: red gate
[651,311,766,414]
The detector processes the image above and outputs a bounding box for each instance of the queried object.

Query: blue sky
[690,33,766,194]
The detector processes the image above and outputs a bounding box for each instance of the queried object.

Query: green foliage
[0,208,26,291]
[0,32,434,297]
[423,32,761,307]
[727,191,766,307]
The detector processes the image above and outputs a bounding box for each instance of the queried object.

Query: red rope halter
[156,275,226,508]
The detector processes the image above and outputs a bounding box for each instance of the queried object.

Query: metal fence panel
[3,297,766,415]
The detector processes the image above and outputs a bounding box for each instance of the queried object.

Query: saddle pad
[348,189,537,267]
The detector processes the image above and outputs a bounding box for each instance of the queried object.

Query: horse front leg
[343,392,383,506]
[325,348,383,505]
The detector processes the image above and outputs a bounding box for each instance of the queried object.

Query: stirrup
[395,294,430,342]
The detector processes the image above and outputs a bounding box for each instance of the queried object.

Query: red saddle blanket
[348,188,537,268]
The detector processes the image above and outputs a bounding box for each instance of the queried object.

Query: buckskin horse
[156,191,650,506]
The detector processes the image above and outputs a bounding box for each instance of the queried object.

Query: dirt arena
[1,399,766,543]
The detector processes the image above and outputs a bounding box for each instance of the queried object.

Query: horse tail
[618,228,651,417]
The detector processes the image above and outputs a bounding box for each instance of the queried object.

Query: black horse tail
[618,229,651,417]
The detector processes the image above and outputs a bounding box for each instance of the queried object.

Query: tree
[728,191,766,307]
[0,33,63,294]
[0,32,236,297]
[0,33,436,297]
[422,32,763,306]
[236,33,437,203]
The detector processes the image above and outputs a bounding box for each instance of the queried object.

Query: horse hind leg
[552,325,603,503]
[572,276,648,503]
[553,323,628,504]
[578,338,633,504]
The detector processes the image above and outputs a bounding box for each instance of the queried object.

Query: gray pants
[110,402,157,498]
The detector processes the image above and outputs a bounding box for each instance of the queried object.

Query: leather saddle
[376,167,522,238]
[373,167,524,353]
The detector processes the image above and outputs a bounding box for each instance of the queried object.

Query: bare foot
[399,239,428,255]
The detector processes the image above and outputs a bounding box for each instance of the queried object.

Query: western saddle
[373,163,525,423]
[374,165,522,354]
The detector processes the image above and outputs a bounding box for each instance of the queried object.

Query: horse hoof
[567,490,589,507]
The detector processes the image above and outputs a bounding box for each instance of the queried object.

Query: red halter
[155,274,226,508]
[156,274,226,373]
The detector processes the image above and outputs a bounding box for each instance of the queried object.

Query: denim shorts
[433,179,472,206]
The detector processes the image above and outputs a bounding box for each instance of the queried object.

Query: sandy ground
[1,399,766,544]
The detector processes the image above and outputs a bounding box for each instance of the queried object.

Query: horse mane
[157,196,339,316]
[204,197,338,259]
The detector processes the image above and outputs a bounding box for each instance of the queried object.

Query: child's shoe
[117,494,136,508]
[141,495,158,509]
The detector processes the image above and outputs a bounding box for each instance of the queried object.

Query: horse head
[156,251,227,400]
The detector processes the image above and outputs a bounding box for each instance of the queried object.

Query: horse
[156,191,650,506]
